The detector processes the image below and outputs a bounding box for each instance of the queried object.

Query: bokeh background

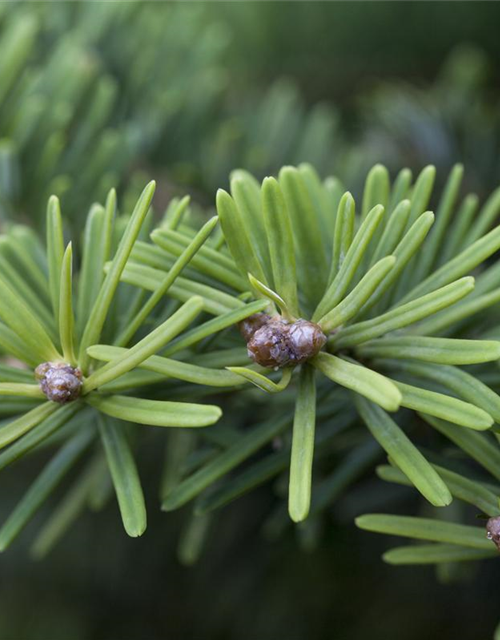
[1,2,500,639]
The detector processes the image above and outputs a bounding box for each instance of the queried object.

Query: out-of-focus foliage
[211,3,500,101]
[0,3,229,222]
[2,3,499,224]
[359,46,500,196]
[0,3,347,225]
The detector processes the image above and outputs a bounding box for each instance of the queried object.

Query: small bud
[35,362,82,404]
[287,320,327,365]
[247,320,291,368]
[486,516,500,550]
[245,316,326,369]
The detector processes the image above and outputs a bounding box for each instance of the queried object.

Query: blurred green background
[1,2,500,639]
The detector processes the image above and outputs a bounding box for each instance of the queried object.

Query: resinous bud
[245,316,326,369]
[247,319,292,368]
[35,362,83,404]
[287,320,327,365]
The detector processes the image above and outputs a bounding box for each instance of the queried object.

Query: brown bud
[35,362,83,404]
[287,320,326,365]
[238,313,272,342]
[247,320,291,368]
[486,516,500,550]
[246,317,326,369]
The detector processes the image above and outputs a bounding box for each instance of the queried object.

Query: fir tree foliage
[0,182,247,551]
[2,162,500,570]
